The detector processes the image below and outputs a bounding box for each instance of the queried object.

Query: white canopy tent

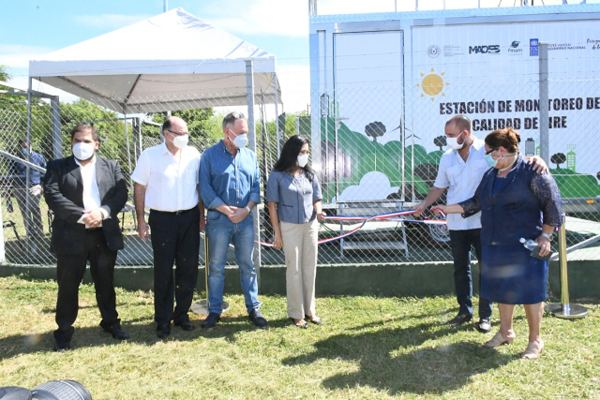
[28,8,283,272]
[28,7,281,114]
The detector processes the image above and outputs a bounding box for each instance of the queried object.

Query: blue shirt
[266,170,322,224]
[199,140,261,210]
[14,151,47,186]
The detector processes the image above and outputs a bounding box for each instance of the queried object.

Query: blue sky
[1,0,594,110]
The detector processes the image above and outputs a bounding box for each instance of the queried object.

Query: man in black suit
[44,124,129,351]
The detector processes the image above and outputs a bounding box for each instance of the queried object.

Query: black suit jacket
[43,155,128,254]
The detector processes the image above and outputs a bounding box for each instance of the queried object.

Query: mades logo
[468,45,500,54]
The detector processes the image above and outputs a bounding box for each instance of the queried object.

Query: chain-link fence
[2,69,600,269]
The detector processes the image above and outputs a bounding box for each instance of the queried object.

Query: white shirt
[131,142,200,212]
[433,138,490,230]
[74,156,108,226]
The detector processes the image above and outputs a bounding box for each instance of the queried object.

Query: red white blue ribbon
[259,209,447,247]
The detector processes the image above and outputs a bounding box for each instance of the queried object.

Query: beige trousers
[280,219,319,320]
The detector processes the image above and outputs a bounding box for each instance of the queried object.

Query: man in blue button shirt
[14,138,47,242]
[199,112,267,329]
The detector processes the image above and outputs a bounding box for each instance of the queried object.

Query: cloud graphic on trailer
[333,171,398,202]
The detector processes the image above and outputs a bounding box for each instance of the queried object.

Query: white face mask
[231,133,248,148]
[172,134,189,149]
[297,154,309,168]
[72,142,95,161]
[446,131,464,150]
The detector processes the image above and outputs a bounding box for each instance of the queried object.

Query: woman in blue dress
[433,127,562,360]
[266,136,325,328]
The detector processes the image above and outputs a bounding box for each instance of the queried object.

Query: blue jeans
[449,229,492,319]
[206,211,260,314]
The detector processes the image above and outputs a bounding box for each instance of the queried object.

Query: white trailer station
[308,2,600,248]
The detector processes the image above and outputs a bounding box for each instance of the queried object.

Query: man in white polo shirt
[415,115,546,333]
[132,116,204,339]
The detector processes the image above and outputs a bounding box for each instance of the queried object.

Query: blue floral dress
[459,156,562,304]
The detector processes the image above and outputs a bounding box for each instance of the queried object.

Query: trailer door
[333,30,404,144]
[329,30,405,202]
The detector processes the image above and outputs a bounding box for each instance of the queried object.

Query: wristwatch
[245,206,252,214]
[540,232,552,239]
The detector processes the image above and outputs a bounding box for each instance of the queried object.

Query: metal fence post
[538,41,549,165]
[545,214,589,318]
[246,59,262,282]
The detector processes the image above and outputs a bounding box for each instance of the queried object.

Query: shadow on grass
[0,311,284,360]
[282,321,513,395]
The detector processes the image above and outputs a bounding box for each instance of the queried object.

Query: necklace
[297,173,305,195]
[497,155,517,175]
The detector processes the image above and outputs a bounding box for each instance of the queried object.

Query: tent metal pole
[24,77,33,248]
[246,59,261,282]
[125,115,134,199]
[274,72,280,158]
[50,96,62,159]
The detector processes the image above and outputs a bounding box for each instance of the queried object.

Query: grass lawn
[0,275,598,399]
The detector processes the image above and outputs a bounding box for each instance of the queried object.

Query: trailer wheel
[428,222,450,244]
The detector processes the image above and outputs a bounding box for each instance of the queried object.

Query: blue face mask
[22,148,28,155]
[485,151,498,168]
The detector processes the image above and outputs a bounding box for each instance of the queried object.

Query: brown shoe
[484,331,515,348]
[521,340,544,360]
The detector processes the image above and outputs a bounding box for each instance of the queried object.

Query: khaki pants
[15,184,44,239]
[280,219,319,319]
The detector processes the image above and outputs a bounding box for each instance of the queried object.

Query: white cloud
[202,0,307,37]
[73,14,151,29]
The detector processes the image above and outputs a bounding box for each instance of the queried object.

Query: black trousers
[54,229,119,343]
[149,207,200,326]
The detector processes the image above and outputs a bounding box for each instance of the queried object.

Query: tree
[0,65,10,83]
[551,152,566,169]
[434,135,446,151]
[413,163,439,186]
[365,121,386,142]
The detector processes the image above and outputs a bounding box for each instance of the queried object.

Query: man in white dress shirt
[414,115,493,332]
[132,116,204,339]
[414,115,546,333]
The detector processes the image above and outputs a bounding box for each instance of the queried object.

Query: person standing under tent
[44,124,129,351]
[199,111,267,329]
[132,116,203,339]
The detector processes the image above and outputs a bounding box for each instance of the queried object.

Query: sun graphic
[416,68,450,102]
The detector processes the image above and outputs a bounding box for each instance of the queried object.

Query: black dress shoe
[174,321,195,331]
[249,309,268,328]
[201,312,221,329]
[157,323,171,339]
[477,318,492,333]
[104,325,130,341]
[447,314,472,327]
[53,341,71,352]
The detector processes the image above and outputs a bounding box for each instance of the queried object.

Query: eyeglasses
[485,148,497,156]
[167,129,189,136]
